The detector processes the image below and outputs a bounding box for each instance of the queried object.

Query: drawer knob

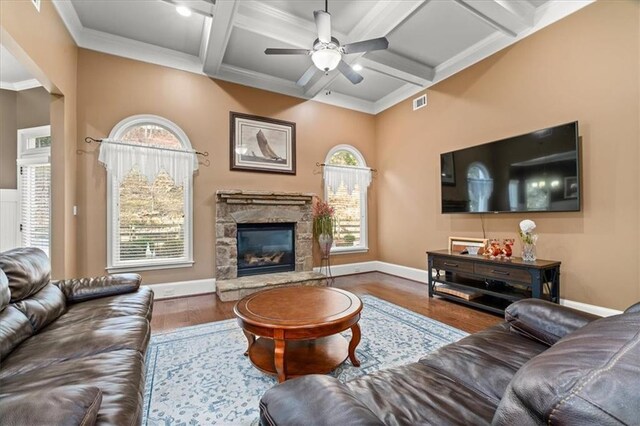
[491,270,510,276]
[444,262,459,267]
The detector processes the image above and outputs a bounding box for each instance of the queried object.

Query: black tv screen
[441,122,580,213]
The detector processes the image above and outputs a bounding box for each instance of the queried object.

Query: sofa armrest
[54,273,141,303]
[505,299,600,346]
[260,375,384,426]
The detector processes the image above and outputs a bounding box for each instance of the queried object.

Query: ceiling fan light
[311,49,341,72]
[176,5,192,17]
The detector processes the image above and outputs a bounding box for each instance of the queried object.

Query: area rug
[142,295,468,425]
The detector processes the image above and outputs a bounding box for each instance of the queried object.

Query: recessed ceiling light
[176,5,192,17]
[353,64,363,71]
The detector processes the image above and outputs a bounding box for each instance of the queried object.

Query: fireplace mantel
[215,190,322,300]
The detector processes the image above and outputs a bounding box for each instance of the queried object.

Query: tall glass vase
[522,242,537,261]
[318,233,333,258]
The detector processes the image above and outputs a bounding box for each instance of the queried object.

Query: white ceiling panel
[71,0,206,56]
[329,67,406,102]
[223,27,313,82]
[387,0,497,67]
[0,45,34,84]
[263,0,379,36]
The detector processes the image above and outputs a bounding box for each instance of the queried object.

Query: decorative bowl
[466,246,480,255]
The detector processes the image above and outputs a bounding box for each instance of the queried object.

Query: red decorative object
[502,239,514,258]
[488,239,502,258]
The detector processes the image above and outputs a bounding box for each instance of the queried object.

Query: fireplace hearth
[237,223,295,277]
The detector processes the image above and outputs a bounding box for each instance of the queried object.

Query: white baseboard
[560,299,622,317]
[150,278,216,300]
[314,261,378,276]
[375,261,430,283]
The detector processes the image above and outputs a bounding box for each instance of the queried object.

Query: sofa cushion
[493,312,640,425]
[0,315,150,379]
[54,273,141,303]
[0,305,32,361]
[0,269,10,311]
[0,349,146,426]
[13,283,66,333]
[346,362,497,426]
[0,386,102,426]
[0,247,50,302]
[418,322,547,405]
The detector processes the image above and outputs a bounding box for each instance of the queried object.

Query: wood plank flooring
[151,272,502,334]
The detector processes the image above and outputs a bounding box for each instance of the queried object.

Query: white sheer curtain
[98,139,198,185]
[324,164,372,195]
[468,178,493,212]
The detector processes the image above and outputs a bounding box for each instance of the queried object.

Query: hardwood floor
[151,272,502,334]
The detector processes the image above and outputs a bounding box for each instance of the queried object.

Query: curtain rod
[85,137,209,157]
[316,162,377,172]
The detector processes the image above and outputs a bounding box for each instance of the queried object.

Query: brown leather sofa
[260,299,640,425]
[0,248,153,425]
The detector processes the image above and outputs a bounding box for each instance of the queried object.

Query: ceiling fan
[264,0,389,86]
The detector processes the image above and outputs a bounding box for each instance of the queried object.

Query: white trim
[0,189,20,252]
[560,299,622,318]
[316,260,623,317]
[107,260,194,274]
[0,79,42,91]
[150,278,216,300]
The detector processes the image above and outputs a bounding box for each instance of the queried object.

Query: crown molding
[0,79,42,91]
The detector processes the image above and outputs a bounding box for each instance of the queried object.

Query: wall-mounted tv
[441,121,580,214]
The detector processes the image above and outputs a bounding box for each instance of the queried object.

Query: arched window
[467,162,493,212]
[105,115,194,271]
[324,145,370,253]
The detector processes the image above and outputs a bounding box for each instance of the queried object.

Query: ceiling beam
[202,0,238,76]
[303,0,428,98]
[360,50,434,87]
[453,0,534,37]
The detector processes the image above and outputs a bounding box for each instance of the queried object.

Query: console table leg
[242,330,255,356]
[348,323,361,367]
[274,338,287,383]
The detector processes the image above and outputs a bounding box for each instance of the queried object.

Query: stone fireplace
[215,190,326,301]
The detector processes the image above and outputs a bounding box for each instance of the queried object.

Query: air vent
[31,0,41,12]
[413,94,427,111]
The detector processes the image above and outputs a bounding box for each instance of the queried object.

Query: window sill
[330,247,369,255]
[106,260,194,273]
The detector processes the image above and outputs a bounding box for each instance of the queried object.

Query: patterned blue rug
[143,295,467,425]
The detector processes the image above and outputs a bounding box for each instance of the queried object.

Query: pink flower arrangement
[313,198,335,238]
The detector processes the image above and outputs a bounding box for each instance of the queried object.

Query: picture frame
[564,176,578,199]
[448,237,488,254]
[441,152,455,185]
[230,112,296,175]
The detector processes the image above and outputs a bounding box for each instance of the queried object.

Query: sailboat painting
[230,112,296,175]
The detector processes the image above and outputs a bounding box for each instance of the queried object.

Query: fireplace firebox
[236,223,296,277]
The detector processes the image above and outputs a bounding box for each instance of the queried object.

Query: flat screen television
[441,121,580,214]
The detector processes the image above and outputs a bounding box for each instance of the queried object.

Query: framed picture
[441,152,455,185]
[448,237,488,254]
[564,176,578,199]
[230,112,296,175]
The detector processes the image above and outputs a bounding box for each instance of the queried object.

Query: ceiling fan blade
[296,65,318,87]
[313,10,332,43]
[337,60,364,85]
[342,37,389,54]
[265,48,311,55]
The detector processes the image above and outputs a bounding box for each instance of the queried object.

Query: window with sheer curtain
[102,115,195,271]
[323,145,371,253]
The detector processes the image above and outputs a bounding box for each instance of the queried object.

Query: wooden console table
[427,250,560,315]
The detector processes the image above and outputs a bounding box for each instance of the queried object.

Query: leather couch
[260,299,640,425]
[0,248,153,425]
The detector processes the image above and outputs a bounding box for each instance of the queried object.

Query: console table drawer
[433,258,474,274]
[474,264,531,284]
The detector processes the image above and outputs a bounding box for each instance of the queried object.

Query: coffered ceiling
[0,44,41,91]
[53,0,593,114]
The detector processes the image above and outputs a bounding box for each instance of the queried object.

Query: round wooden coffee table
[234,286,362,382]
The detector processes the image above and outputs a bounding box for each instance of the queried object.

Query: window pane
[21,163,51,256]
[118,169,185,261]
[121,124,182,149]
[329,150,359,166]
[328,183,361,248]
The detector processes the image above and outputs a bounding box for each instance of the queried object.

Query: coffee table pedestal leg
[274,338,286,383]
[348,323,361,367]
[242,330,255,356]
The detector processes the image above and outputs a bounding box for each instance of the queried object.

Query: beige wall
[0,89,17,189]
[1,0,78,278]
[17,86,50,129]
[76,49,378,284]
[375,1,640,310]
